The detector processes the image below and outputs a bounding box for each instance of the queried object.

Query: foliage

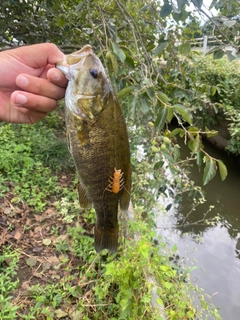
[0,106,222,319]
[225,107,240,155]
[0,247,20,318]
[1,0,239,179]
[195,56,240,110]
[0,0,237,318]
[0,110,73,210]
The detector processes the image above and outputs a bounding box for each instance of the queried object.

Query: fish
[56,45,131,253]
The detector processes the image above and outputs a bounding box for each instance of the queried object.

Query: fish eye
[90,68,99,79]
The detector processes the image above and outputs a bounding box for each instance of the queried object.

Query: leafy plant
[0,247,20,318]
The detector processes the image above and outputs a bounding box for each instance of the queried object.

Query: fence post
[203,35,208,55]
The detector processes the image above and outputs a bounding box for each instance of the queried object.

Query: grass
[0,108,222,319]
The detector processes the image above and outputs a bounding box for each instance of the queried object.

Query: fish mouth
[55,45,93,78]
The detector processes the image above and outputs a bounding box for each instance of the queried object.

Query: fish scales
[56,45,131,253]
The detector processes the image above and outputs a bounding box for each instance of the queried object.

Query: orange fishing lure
[106,168,124,194]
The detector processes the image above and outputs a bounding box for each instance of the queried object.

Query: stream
[156,139,240,319]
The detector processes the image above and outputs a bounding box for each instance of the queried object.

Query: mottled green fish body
[56,45,131,252]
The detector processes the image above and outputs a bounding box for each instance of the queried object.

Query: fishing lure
[106,168,124,194]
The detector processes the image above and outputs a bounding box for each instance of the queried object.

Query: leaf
[155,107,167,130]
[192,135,200,153]
[57,14,66,27]
[173,104,192,124]
[188,126,199,136]
[206,128,218,138]
[223,20,236,28]
[211,86,217,96]
[106,51,118,74]
[43,238,52,246]
[160,2,172,17]
[169,128,184,138]
[203,157,217,185]
[173,145,180,160]
[140,100,150,114]
[196,151,204,169]
[154,161,164,169]
[217,160,227,181]
[213,49,225,59]
[157,91,169,104]
[112,42,126,62]
[154,42,168,56]
[179,42,191,56]
[27,257,37,267]
[167,107,174,122]
[55,309,68,318]
[117,86,134,99]
[125,54,135,68]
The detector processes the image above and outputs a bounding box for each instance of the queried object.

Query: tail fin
[94,226,119,253]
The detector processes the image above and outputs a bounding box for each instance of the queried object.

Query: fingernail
[15,93,27,105]
[17,75,28,88]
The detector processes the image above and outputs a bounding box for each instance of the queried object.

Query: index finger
[11,43,65,68]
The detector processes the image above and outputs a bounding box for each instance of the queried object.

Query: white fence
[191,35,239,55]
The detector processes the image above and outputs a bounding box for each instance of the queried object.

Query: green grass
[0,109,222,319]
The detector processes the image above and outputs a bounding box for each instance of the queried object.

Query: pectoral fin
[77,179,92,208]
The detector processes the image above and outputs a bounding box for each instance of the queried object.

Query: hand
[0,43,68,124]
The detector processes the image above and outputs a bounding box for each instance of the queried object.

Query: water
[157,140,240,319]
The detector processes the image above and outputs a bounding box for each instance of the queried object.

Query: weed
[0,247,20,318]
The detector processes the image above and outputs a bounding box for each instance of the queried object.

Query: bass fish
[56,45,131,253]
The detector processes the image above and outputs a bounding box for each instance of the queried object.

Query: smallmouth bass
[56,45,131,253]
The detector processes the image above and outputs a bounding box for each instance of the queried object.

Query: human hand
[0,43,68,124]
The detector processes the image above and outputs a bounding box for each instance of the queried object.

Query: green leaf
[157,91,169,104]
[196,151,204,169]
[160,2,172,17]
[154,42,168,56]
[188,126,199,135]
[117,86,134,99]
[167,107,174,122]
[140,100,150,114]
[155,107,167,130]
[173,144,180,160]
[192,135,201,153]
[169,128,185,138]
[213,49,225,59]
[154,161,164,170]
[179,42,191,56]
[173,104,192,124]
[57,14,66,27]
[203,157,217,185]
[217,160,227,181]
[211,86,217,96]
[125,54,135,68]
[206,128,218,138]
[112,42,126,62]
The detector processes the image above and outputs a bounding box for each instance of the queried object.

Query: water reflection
[157,140,240,319]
